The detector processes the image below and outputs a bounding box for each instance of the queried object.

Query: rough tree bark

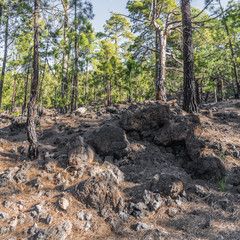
[71,0,78,112]
[151,0,181,102]
[107,78,111,106]
[22,66,30,114]
[0,1,3,26]
[61,0,69,104]
[27,0,39,160]
[0,0,10,107]
[181,0,198,113]
[85,59,89,102]
[11,69,17,112]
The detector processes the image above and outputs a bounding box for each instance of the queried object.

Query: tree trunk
[85,60,89,102]
[217,78,223,101]
[54,85,57,108]
[70,76,75,112]
[27,0,39,160]
[61,0,69,102]
[107,79,111,106]
[22,66,30,114]
[195,78,200,104]
[74,45,79,111]
[11,70,17,112]
[218,0,240,98]
[129,71,132,103]
[71,0,78,111]
[0,0,10,107]
[0,1,3,26]
[214,88,217,103]
[181,0,198,113]
[155,30,167,102]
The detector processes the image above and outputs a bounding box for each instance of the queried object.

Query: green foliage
[218,176,227,192]
[0,0,239,110]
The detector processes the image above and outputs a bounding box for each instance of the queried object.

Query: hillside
[0,100,240,240]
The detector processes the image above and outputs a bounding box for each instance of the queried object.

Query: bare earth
[0,99,240,240]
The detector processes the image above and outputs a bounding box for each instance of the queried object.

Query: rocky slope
[0,100,240,240]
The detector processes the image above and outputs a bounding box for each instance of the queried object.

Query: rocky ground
[0,100,240,240]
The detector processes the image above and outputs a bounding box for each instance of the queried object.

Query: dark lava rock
[132,222,153,231]
[29,220,72,240]
[75,177,124,212]
[10,117,27,131]
[121,103,170,133]
[90,124,130,158]
[194,185,209,198]
[185,138,206,159]
[106,217,124,233]
[68,136,96,168]
[14,169,29,184]
[186,156,226,180]
[150,174,184,198]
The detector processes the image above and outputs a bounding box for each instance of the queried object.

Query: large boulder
[90,124,129,158]
[75,177,124,212]
[149,173,184,198]
[153,115,200,146]
[186,156,226,180]
[185,138,206,159]
[88,161,125,184]
[68,136,96,169]
[154,122,192,146]
[121,103,170,133]
[10,116,27,131]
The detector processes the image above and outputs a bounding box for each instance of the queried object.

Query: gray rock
[77,211,92,221]
[3,200,14,210]
[18,213,26,224]
[150,174,184,198]
[76,107,87,115]
[14,169,29,184]
[58,198,69,211]
[0,212,9,219]
[195,185,209,198]
[89,162,124,184]
[0,175,8,187]
[75,177,124,212]
[85,222,91,231]
[167,207,178,218]
[117,212,128,222]
[106,217,124,233]
[133,222,153,231]
[0,226,12,237]
[68,136,96,169]
[29,220,72,240]
[45,214,53,225]
[148,194,162,211]
[90,125,130,158]
[233,151,239,159]
[128,202,147,219]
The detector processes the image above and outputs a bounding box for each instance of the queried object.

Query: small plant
[221,152,226,160]
[218,176,227,192]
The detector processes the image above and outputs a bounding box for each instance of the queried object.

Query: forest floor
[0,99,240,240]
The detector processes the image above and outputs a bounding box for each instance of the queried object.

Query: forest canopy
[0,0,239,113]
